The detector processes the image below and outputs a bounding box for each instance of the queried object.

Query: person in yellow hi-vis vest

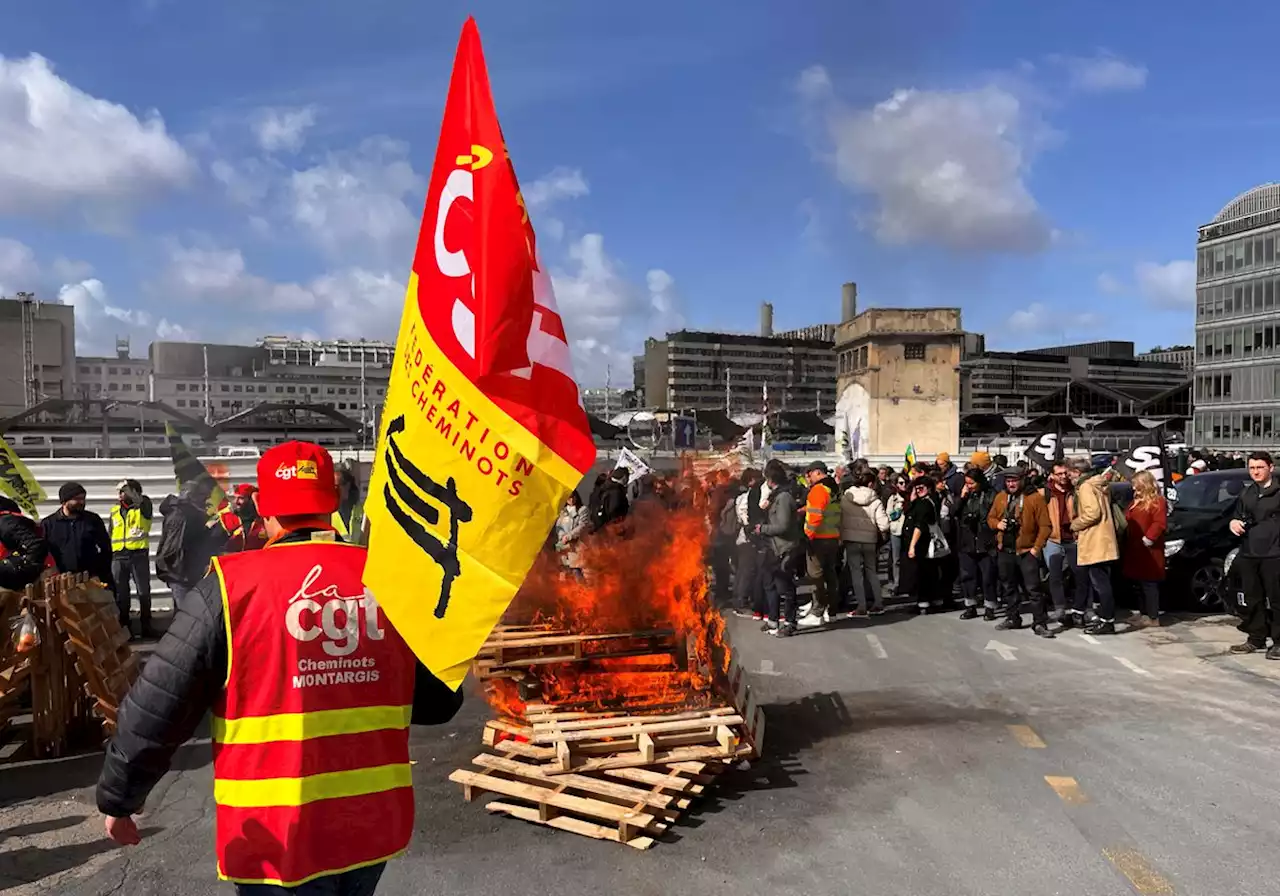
[109,478,154,639]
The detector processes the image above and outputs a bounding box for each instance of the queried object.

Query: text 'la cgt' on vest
[210,533,416,887]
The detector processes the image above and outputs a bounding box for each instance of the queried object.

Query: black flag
[1116,427,1172,497]
[1024,419,1065,473]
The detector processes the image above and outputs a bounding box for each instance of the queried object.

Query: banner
[362,18,596,690]
[904,442,916,469]
[614,447,652,484]
[1024,428,1063,473]
[164,422,226,517]
[1116,427,1172,497]
[0,438,46,516]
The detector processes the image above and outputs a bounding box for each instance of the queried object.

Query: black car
[1163,469,1258,611]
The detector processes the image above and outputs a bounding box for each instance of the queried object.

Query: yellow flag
[0,437,46,516]
[361,19,596,690]
[164,422,227,517]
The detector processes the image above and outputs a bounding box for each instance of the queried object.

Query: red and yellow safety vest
[210,534,416,887]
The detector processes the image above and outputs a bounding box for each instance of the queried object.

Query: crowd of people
[543,447,1280,657]
[0,463,365,640]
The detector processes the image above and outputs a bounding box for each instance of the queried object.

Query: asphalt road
[3,608,1279,896]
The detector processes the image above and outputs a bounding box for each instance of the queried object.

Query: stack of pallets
[451,648,765,849]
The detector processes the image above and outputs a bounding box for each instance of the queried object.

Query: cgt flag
[164,422,227,517]
[0,438,46,516]
[363,18,596,690]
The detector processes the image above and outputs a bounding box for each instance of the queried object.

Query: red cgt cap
[234,483,257,498]
[256,441,338,518]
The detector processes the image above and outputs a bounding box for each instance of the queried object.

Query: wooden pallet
[450,751,716,849]
[46,574,138,736]
[473,628,683,680]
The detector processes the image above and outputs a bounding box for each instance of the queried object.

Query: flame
[487,493,731,718]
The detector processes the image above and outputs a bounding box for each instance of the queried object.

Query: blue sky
[0,0,1274,386]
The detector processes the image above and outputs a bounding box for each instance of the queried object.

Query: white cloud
[551,233,683,387]
[1135,260,1194,308]
[252,105,317,153]
[523,167,589,210]
[799,65,1052,253]
[1096,272,1123,295]
[0,238,39,293]
[0,54,192,220]
[1005,301,1100,335]
[58,278,191,355]
[1053,52,1147,93]
[287,137,424,263]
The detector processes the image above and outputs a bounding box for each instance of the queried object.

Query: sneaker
[795,613,824,629]
[1084,620,1116,636]
[797,601,814,617]
[760,620,778,632]
[732,608,755,619]
[847,609,867,619]
[959,607,979,620]
[869,606,886,616]
[982,608,998,622]
[1266,645,1280,661]
[774,624,796,638]
[995,617,1022,631]
[1032,623,1055,639]
[1058,613,1078,630]
[1230,641,1265,654]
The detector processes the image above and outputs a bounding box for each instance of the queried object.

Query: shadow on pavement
[0,826,162,887]
[0,815,89,840]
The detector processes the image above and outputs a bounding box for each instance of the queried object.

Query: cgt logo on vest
[285,564,385,658]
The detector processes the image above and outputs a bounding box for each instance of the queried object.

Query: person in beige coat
[1070,469,1120,635]
[840,471,890,616]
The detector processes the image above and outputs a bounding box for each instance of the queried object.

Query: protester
[554,490,591,579]
[801,461,842,626]
[900,477,941,614]
[840,470,889,616]
[223,484,268,553]
[97,441,463,894]
[731,469,768,620]
[1071,468,1121,635]
[334,461,364,539]
[0,496,51,591]
[154,480,220,605]
[756,461,802,637]
[1122,470,1168,629]
[885,474,909,592]
[593,468,631,531]
[1228,451,1280,657]
[1042,461,1080,626]
[955,467,998,621]
[107,479,154,637]
[988,468,1053,636]
[42,482,113,587]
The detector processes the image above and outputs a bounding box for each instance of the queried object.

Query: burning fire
[485,491,731,718]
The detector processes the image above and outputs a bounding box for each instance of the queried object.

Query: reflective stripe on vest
[110,505,151,552]
[805,482,842,539]
[210,538,416,887]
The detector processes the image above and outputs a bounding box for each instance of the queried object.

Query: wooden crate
[450,751,717,849]
[473,628,683,681]
[47,574,138,736]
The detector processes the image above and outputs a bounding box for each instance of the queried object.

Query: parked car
[1163,469,1260,611]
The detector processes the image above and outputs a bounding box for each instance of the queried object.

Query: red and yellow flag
[363,18,597,690]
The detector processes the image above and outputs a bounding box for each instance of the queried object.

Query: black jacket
[0,501,49,591]
[593,480,629,530]
[155,493,220,586]
[956,486,996,554]
[96,528,465,819]
[1234,478,1280,559]
[40,508,113,583]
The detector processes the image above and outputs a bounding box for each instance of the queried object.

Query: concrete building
[834,305,966,458]
[1193,183,1280,450]
[642,301,837,413]
[1138,346,1195,372]
[580,388,629,419]
[960,341,1189,417]
[0,294,76,416]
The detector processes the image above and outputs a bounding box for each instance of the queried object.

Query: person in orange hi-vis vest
[95,441,463,895]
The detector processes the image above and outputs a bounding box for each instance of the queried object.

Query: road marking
[1116,657,1154,677]
[866,633,888,659]
[1102,847,1176,894]
[1007,724,1046,749]
[757,659,782,676]
[985,639,1018,661]
[1079,633,1101,645]
[1044,775,1088,805]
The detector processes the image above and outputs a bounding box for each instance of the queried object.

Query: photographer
[987,468,1053,637]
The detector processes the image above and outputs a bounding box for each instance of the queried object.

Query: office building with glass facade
[1194,183,1280,450]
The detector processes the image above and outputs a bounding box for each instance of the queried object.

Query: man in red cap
[96,441,462,895]
[222,484,268,553]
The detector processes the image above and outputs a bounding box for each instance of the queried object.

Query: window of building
[310,386,318,393]
[108,366,118,375]
[78,364,89,374]
[286,386,296,394]
[903,343,925,360]
[221,384,230,392]
[258,385,267,393]
[177,399,187,407]
[222,400,231,408]
[233,385,242,392]
[107,382,118,390]
[176,383,186,392]
[90,383,100,393]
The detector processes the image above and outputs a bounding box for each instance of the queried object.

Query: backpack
[718,496,741,539]
[154,512,188,585]
[1112,502,1128,538]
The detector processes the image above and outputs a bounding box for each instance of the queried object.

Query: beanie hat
[256,441,338,518]
[234,483,258,498]
[59,481,87,503]
[969,451,991,469]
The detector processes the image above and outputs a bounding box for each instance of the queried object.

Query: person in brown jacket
[987,467,1054,637]
[1071,469,1121,635]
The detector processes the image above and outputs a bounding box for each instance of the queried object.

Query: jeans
[957,550,997,609]
[1043,540,1080,615]
[804,539,842,615]
[888,536,902,587]
[1235,556,1280,646]
[236,864,385,895]
[998,550,1049,625]
[711,539,733,604]
[1134,580,1160,620]
[111,551,151,631]
[733,542,765,614]
[761,549,798,624]
[844,542,883,612]
[1082,563,1115,621]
